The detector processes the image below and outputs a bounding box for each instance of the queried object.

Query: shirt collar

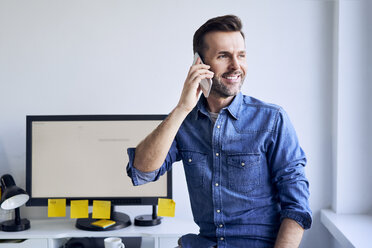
[226,91,242,120]
[196,92,243,120]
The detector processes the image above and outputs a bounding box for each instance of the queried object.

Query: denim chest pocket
[181,151,207,188]
[227,154,261,193]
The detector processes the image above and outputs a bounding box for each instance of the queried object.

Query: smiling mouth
[222,73,241,83]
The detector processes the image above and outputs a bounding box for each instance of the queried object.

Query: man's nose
[228,56,240,70]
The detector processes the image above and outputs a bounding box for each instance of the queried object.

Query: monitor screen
[26,115,171,207]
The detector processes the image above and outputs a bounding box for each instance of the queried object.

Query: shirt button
[219,224,223,228]
[216,209,221,213]
[188,158,192,163]
[215,183,219,187]
[241,162,245,166]
[217,125,221,129]
[220,237,224,241]
[216,153,219,157]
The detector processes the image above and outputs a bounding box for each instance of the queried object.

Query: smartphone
[193,52,213,98]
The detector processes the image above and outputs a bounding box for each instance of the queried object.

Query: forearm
[133,106,189,172]
[274,218,304,248]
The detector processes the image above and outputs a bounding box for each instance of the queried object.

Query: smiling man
[127,15,312,248]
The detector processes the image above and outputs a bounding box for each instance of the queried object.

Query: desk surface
[0,218,199,239]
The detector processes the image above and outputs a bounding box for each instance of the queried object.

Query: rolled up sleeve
[126,139,180,186]
[268,108,312,229]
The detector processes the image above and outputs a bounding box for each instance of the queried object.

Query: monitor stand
[134,205,162,226]
[75,205,131,231]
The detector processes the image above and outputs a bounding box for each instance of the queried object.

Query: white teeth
[226,76,238,80]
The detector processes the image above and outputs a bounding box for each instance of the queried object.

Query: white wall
[333,0,372,215]
[0,0,336,247]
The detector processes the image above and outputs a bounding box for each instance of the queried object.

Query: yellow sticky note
[48,199,66,217]
[70,200,89,219]
[92,200,111,219]
[158,198,175,217]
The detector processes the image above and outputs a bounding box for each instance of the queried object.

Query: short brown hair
[193,15,245,60]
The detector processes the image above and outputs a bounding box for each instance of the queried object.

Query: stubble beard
[210,73,245,98]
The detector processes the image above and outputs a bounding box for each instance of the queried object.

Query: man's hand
[176,57,214,113]
[133,58,213,173]
[274,218,304,248]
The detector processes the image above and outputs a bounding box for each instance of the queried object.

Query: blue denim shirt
[127,92,312,248]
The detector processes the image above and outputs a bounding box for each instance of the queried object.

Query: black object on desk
[134,205,162,226]
[0,174,30,232]
[75,211,131,231]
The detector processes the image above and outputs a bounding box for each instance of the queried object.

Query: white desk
[0,218,199,248]
[320,209,372,248]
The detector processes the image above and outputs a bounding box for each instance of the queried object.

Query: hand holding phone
[193,53,213,98]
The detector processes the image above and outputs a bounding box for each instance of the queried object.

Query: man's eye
[239,54,246,58]
[217,55,227,59]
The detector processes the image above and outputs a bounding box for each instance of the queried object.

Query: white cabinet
[0,239,48,248]
[158,237,180,248]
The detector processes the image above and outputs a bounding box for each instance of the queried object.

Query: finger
[194,68,214,76]
[195,57,201,65]
[188,64,211,76]
[193,63,210,70]
[190,74,213,86]
[189,70,214,81]
[192,74,213,83]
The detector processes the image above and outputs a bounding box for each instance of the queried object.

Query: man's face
[203,31,247,98]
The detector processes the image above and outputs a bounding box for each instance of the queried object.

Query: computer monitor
[25,115,171,230]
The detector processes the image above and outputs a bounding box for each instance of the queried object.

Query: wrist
[174,103,194,116]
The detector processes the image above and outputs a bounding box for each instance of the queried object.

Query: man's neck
[206,94,236,113]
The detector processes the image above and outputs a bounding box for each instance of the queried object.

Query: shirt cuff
[126,147,160,186]
[280,209,312,229]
